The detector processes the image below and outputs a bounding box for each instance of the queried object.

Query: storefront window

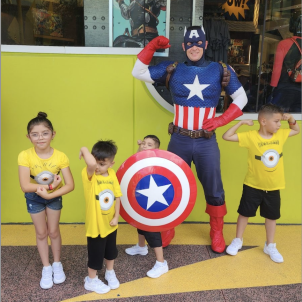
[260,0,301,113]
[1,0,169,55]
[202,0,301,114]
[1,0,85,46]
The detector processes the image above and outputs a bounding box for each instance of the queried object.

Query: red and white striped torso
[173,104,216,130]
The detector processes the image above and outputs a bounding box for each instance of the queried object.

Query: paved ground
[1,223,301,302]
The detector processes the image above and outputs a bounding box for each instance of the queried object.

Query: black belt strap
[255,153,283,160]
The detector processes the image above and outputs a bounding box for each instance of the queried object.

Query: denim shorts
[25,192,63,214]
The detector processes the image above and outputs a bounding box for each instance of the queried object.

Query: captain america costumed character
[132,26,248,253]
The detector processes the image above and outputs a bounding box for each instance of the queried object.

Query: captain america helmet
[183,25,206,51]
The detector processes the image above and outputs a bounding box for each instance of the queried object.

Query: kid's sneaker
[52,262,66,284]
[147,260,169,278]
[263,242,284,263]
[105,269,120,289]
[84,276,111,294]
[40,265,53,289]
[226,238,243,256]
[125,243,148,256]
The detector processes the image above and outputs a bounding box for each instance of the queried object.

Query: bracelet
[48,184,53,190]
[288,120,296,125]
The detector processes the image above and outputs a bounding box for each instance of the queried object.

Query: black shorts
[137,229,162,248]
[238,184,281,220]
[87,230,118,270]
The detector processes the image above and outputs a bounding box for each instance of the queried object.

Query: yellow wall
[1,52,301,224]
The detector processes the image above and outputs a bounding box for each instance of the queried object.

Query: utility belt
[132,25,158,36]
[168,122,214,139]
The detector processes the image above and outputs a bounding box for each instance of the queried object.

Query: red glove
[203,103,243,131]
[137,36,170,65]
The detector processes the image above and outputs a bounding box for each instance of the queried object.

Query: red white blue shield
[116,149,197,232]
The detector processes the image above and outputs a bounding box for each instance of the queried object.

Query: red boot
[161,228,175,248]
[205,203,227,253]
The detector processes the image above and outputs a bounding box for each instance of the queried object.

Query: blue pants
[167,132,225,206]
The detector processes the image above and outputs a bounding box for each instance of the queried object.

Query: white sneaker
[125,243,148,256]
[84,276,111,294]
[105,269,120,289]
[264,242,284,263]
[40,266,53,289]
[52,262,66,284]
[226,238,243,256]
[147,260,169,278]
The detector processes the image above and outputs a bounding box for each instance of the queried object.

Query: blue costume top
[149,61,241,109]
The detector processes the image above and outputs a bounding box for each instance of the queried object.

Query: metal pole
[256,0,268,112]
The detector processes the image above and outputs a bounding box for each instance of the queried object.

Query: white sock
[88,276,97,282]
[53,262,61,266]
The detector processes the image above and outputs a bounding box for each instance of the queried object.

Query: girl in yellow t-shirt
[18,112,74,290]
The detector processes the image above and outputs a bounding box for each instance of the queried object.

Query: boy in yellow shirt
[79,140,122,294]
[222,104,300,263]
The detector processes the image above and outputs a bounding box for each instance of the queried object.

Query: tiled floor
[1,223,301,302]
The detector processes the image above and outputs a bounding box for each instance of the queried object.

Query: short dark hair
[91,140,117,161]
[144,135,160,148]
[258,104,283,117]
[27,112,54,134]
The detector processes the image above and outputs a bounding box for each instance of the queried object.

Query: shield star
[183,75,210,100]
[136,175,171,210]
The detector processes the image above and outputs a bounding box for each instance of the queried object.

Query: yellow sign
[222,0,250,20]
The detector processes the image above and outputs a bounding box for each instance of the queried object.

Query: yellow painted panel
[1,53,134,223]
[1,53,301,223]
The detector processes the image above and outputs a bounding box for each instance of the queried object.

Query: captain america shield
[116,149,197,232]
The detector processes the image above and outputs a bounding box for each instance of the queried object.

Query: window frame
[1,0,171,57]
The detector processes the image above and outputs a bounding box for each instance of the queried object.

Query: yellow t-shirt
[82,167,122,238]
[238,129,291,191]
[18,147,69,192]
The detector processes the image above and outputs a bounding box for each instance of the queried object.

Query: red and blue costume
[132,26,247,253]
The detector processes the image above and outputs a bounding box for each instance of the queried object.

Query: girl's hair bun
[27,112,53,134]
[37,112,47,119]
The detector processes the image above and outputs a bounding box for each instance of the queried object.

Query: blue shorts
[25,192,63,214]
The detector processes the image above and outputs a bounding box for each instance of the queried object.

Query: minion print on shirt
[255,149,283,170]
[96,189,115,212]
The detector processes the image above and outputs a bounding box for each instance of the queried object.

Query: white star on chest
[136,175,171,210]
[183,75,210,100]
